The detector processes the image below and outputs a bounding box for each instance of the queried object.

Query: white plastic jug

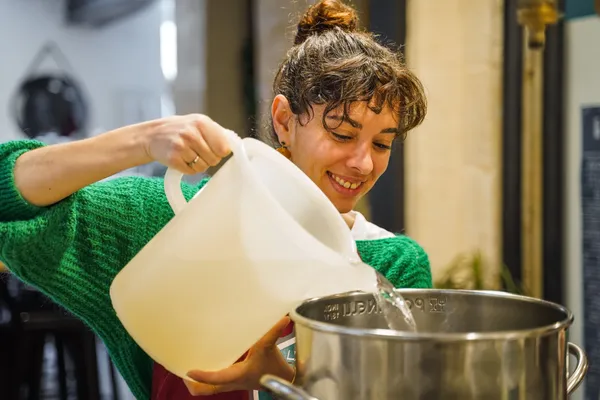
[109,130,377,379]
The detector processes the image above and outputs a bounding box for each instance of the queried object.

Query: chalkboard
[582,106,600,399]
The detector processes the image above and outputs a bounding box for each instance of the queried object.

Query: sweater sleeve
[0,140,49,221]
[0,139,206,400]
[357,235,433,289]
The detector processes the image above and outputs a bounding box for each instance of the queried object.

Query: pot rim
[290,289,574,341]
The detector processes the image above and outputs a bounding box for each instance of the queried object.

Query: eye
[331,132,352,142]
[374,142,392,151]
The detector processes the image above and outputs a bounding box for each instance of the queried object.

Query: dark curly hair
[264,0,427,146]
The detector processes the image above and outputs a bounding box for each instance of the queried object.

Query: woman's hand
[184,316,295,396]
[143,114,232,174]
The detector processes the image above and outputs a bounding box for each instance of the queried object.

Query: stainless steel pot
[260,289,588,400]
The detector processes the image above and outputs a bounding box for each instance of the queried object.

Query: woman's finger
[195,115,232,158]
[185,130,221,167]
[181,147,209,174]
[183,379,236,396]
[187,361,247,386]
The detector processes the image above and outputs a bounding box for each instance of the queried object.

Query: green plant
[434,250,526,295]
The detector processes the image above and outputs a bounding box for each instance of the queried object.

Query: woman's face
[272,96,399,213]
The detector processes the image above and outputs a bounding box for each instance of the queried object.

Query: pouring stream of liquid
[374,271,418,332]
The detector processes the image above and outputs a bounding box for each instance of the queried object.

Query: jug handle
[566,342,588,394]
[260,374,319,400]
[164,129,246,214]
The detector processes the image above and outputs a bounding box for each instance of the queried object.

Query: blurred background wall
[404,0,504,286]
[565,2,600,399]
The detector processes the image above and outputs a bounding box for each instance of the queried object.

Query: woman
[0,0,430,398]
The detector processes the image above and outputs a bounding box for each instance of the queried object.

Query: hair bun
[294,0,359,45]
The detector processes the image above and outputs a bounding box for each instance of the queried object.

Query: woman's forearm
[14,122,153,207]
[13,113,230,207]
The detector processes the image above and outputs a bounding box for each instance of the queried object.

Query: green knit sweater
[0,139,432,400]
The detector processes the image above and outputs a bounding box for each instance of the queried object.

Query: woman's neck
[342,212,356,230]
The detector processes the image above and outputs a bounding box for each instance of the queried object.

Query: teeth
[331,173,362,190]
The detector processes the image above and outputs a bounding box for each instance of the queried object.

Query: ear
[271,94,294,145]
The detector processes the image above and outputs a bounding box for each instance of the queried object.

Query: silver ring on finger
[187,155,201,169]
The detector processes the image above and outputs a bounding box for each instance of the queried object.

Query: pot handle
[567,342,589,394]
[260,374,319,400]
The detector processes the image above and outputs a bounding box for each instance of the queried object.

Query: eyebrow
[326,115,399,134]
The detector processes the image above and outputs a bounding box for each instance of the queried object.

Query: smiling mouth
[327,172,364,192]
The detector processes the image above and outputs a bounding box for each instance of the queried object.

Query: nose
[346,143,373,175]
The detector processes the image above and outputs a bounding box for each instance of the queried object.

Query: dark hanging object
[11,42,88,139]
[66,0,156,28]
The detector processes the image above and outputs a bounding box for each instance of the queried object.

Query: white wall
[404,0,504,283]
[173,0,207,116]
[564,14,600,400]
[0,1,169,397]
[0,0,167,143]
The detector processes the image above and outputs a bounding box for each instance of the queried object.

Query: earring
[276,141,292,159]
